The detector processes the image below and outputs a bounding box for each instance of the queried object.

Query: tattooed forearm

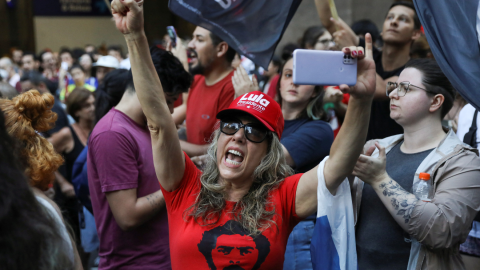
[145,193,162,212]
[378,180,419,223]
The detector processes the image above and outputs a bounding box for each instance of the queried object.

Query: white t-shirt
[456,104,480,148]
[35,196,75,263]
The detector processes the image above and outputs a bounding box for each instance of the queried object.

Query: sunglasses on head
[220,119,270,143]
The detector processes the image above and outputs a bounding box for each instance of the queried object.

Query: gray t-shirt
[356,142,433,270]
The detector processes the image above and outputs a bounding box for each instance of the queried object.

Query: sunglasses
[220,120,270,143]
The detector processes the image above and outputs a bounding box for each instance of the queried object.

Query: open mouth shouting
[187,49,198,64]
[225,149,245,168]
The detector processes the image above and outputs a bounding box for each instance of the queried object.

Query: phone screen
[167,26,177,48]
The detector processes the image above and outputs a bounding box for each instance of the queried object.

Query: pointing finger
[364,33,373,60]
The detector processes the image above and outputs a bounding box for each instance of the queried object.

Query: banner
[168,0,302,69]
[34,0,111,16]
[413,0,480,110]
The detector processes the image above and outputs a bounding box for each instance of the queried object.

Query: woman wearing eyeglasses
[111,1,375,269]
[351,58,480,270]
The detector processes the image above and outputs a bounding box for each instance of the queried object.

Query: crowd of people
[0,0,480,269]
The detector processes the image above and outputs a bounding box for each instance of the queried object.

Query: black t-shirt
[356,142,433,270]
[359,38,405,141]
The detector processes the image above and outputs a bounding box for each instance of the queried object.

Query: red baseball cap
[216,91,284,139]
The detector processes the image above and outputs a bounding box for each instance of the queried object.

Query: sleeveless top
[64,125,85,182]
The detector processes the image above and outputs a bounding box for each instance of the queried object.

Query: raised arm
[295,34,376,218]
[111,0,184,191]
[314,0,336,34]
[323,36,376,192]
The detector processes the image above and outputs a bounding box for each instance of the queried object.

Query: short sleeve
[282,121,334,172]
[160,152,202,212]
[89,131,139,193]
[277,173,303,230]
[217,80,235,112]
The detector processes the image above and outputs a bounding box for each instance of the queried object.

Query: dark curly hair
[126,46,192,94]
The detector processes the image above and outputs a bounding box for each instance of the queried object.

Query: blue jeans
[283,219,315,270]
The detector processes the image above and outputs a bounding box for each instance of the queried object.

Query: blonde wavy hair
[0,90,64,190]
[185,130,294,236]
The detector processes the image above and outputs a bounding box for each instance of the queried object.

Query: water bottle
[414,172,432,202]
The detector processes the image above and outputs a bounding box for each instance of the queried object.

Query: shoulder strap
[463,109,478,148]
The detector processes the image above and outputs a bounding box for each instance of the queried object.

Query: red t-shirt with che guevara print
[160,153,303,270]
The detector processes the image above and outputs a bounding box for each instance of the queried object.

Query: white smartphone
[293,49,357,86]
[61,61,69,71]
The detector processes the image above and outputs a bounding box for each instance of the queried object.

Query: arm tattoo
[379,180,419,224]
[146,193,162,212]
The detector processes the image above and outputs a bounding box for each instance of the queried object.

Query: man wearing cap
[176,26,237,157]
[94,55,120,84]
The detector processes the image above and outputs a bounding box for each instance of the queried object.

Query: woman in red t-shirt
[111,1,376,269]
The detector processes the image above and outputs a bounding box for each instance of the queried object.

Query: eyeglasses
[220,120,270,143]
[386,81,434,97]
[316,39,335,47]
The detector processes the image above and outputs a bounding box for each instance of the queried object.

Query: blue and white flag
[413,0,480,110]
[310,157,357,270]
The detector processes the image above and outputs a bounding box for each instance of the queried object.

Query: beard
[189,61,205,76]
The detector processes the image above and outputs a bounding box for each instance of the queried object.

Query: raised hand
[167,38,189,72]
[331,17,359,49]
[232,64,259,98]
[111,0,144,37]
[353,142,388,185]
[323,86,344,104]
[338,33,376,100]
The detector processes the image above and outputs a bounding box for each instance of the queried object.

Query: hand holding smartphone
[293,49,357,86]
[167,26,177,48]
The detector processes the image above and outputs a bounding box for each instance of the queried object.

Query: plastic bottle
[414,172,432,202]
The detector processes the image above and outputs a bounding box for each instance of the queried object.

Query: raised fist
[111,0,145,37]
